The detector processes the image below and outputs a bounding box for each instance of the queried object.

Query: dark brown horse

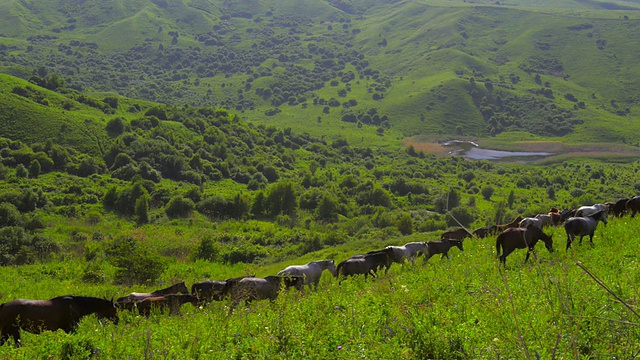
[136,294,198,317]
[424,239,464,262]
[626,196,640,218]
[495,225,553,266]
[116,281,189,310]
[336,248,394,283]
[440,228,473,241]
[191,275,255,305]
[612,198,629,217]
[0,296,118,346]
[472,226,497,239]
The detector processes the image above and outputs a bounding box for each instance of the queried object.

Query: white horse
[520,214,553,228]
[385,242,429,264]
[575,203,608,217]
[277,260,337,290]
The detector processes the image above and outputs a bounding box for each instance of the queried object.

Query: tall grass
[1,214,640,358]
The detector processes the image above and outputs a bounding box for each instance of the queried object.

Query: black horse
[564,210,608,250]
[225,275,305,314]
[440,228,473,241]
[336,248,394,283]
[191,275,255,305]
[424,239,464,262]
[0,296,118,346]
[495,225,553,266]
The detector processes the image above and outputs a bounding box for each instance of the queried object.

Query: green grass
[1,215,640,357]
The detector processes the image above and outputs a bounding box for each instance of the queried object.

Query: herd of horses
[1,195,639,346]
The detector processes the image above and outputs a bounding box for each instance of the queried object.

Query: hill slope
[1,0,640,144]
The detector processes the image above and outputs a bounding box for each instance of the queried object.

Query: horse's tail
[495,235,502,257]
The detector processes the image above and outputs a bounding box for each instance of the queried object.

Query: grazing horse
[384,242,429,264]
[473,226,497,239]
[191,275,255,304]
[336,250,393,282]
[136,294,198,317]
[612,198,630,217]
[424,239,464,262]
[575,203,608,217]
[440,228,473,241]
[564,210,608,250]
[116,281,189,309]
[626,196,640,218]
[0,296,118,346]
[495,215,524,232]
[226,276,305,314]
[277,260,338,290]
[495,225,553,266]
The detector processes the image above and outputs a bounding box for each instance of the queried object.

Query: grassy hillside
[1,0,640,147]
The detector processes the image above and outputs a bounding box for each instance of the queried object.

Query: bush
[481,186,494,201]
[106,237,166,285]
[191,236,220,262]
[165,196,195,219]
[396,212,413,235]
[0,202,23,227]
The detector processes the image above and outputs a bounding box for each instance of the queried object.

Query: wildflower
[337,346,342,350]
[334,305,339,310]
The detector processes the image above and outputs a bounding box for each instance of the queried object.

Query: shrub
[106,237,166,285]
[396,212,413,235]
[191,236,220,262]
[0,202,23,227]
[165,195,195,219]
[481,186,494,201]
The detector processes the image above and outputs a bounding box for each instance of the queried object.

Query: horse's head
[540,231,553,253]
[326,260,338,278]
[173,281,189,295]
[449,239,464,252]
[97,299,119,325]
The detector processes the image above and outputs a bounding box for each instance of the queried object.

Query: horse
[423,239,464,262]
[495,215,524,232]
[519,214,552,229]
[226,275,305,314]
[626,196,640,218]
[336,249,393,283]
[440,228,473,241]
[564,210,608,250]
[277,260,337,290]
[384,242,429,264]
[612,197,630,217]
[135,294,198,317]
[191,275,255,305]
[0,296,118,346]
[548,208,574,226]
[116,281,189,309]
[473,226,497,239]
[575,203,608,217]
[495,225,553,266]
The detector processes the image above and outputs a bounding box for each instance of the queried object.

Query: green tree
[165,196,195,219]
[316,195,339,223]
[135,194,150,225]
[396,212,413,235]
[507,190,515,209]
[481,186,494,201]
[28,159,41,179]
[15,164,28,178]
[266,182,297,216]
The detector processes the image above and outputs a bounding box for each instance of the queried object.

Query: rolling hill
[1,0,640,147]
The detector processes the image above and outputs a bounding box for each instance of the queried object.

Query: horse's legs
[589,232,595,247]
[566,234,574,250]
